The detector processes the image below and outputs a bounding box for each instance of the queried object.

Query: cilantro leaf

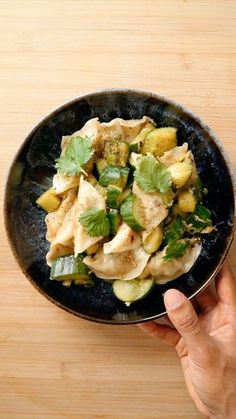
[79,208,110,237]
[134,156,172,193]
[55,136,94,176]
[163,215,185,246]
[186,204,212,233]
[163,239,188,261]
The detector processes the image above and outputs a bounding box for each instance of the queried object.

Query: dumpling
[103,223,141,254]
[46,199,77,266]
[45,188,77,243]
[148,239,202,284]
[184,150,198,185]
[51,200,76,245]
[74,176,106,255]
[133,182,168,231]
[84,247,150,280]
[53,118,101,194]
[53,173,80,194]
[159,143,188,167]
[101,116,153,143]
[46,242,74,266]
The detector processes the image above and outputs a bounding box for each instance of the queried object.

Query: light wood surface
[0,1,235,418]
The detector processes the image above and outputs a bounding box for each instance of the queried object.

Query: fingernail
[164,289,185,310]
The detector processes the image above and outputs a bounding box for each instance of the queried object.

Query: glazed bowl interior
[5,89,235,324]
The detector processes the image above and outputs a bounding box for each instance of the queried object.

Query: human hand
[139,262,236,418]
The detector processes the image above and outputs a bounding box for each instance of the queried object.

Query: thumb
[164,289,208,351]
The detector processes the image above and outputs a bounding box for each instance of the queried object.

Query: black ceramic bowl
[4,89,235,324]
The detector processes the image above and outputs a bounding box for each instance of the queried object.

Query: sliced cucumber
[120,194,146,231]
[142,225,163,254]
[50,254,91,283]
[167,162,192,189]
[178,190,196,213]
[113,278,155,305]
[171,203,188,219]
[141,127,177,157]
[161,189,175,207]
[36,187,61,212]
[128,142,140,153]
[108,209,121,235]
[96,158,108,175]
[106,185,122,209]
[99,166,130,189]
[118,187,131,205]
[129,123,155,153]
[104,139,129,167]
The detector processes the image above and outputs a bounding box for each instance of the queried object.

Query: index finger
[138,321,180,347]
[215,261,236,307]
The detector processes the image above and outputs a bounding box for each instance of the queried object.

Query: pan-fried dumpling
[46,242,74,266]
[53,174,80,194]
[45,188,77,242]
[46,198,77,266]
[84,246,150,280]
[71,117,100,141]
[49,200,76,247]
[74,176,106,255]
[159,143,188,167]
[184,150,198,185]
[53,118,101,194]
[101,116,153,143]
[103,223,141,254]
[148,239,202,284]
[133,182,168,231]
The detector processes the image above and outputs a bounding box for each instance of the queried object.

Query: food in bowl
[36,115,214,306]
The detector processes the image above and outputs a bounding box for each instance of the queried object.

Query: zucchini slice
[104,139,129,167]
[178,190,196,213]
[106,185,122,209]
[129,123,155,153]
[50,254,91,284]
[141,127,177,157]
[142,225,163,254]
[99,166,130,189]
[113,278,155,305]
[120,194,146,231]
[167,162,192,189]
[118,187,131,205]
[108,209,121,235]
[36,188,61,212]
[96,158,108,175]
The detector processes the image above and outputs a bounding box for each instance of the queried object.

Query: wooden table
[0,1,235,417]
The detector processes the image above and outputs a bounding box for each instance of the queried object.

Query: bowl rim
[4,88,236,325]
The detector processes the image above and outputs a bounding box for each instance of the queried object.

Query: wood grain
[0,0,235,417]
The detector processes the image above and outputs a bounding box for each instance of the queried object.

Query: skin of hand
[139,262,236,418]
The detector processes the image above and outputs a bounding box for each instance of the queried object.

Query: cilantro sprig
[163,239,188,261]
[134,156,172,193]
[56,136,94,177]
[79,208,110,237]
